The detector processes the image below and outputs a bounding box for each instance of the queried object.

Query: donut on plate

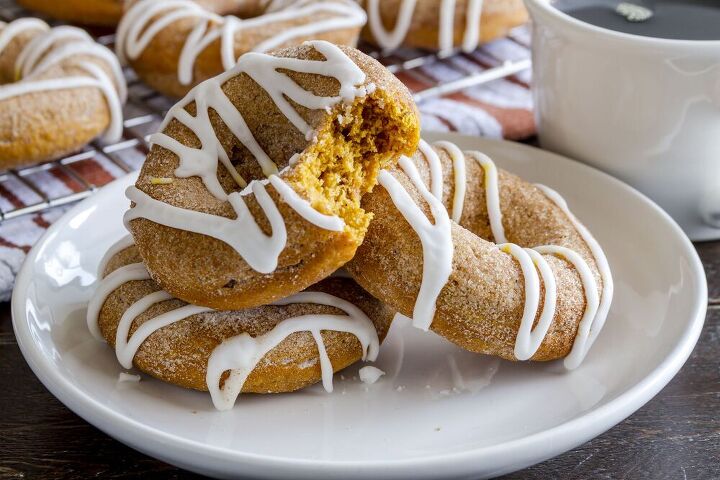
[124,41,420,310]
[0,18,126,169]
[347,140,613,369]
[87,241,393,410]
[116,0,368,97]
[362,0,529,54]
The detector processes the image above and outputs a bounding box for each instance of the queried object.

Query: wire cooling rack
[0,0,531,222]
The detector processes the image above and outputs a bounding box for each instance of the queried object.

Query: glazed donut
[363,0,528,54]
[87,240,393,410]
[16,0,124,26]
[15,0,263,27]
[124,41,420,310]
[0,18,126,169]
[116,0,368,97]
[347,140,613,368]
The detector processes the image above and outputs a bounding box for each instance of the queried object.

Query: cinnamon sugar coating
[16,0,268,27]
[120,0,367,98]
[347,146,604,361]
[361,0,528,50]
[0,20,121,169]
[98,246,394,394]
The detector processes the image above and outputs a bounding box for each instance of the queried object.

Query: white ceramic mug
[525,0,720,240]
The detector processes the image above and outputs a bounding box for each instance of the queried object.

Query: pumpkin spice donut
[15,0,267,27]
[0,18,126,169]
[116,0,368,97]
[124,41,420,310]
[87,241,393,410]
[347,140,613,369]
[362,0,529,54]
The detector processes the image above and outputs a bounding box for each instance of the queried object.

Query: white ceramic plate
[12,134,707,479]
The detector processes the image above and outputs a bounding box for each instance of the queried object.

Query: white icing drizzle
[268,175,345,231]
[397,140,613,368]
[125,183,288,274]
[461,145,611,366]
[535,184,614,369]
[86,263,151,341]
[0,19,126,142]
[88,249,380,410]
[116,0,366,86]
[498,243,540,355]
[366,0,485,54]
[0,18,47,55]
[209,290,379,410]
[378,155,453,331]
[427,140,466,223]
[418,139,443,201]
[535,245,600,368]
[514,248,557,360]
[126,41,369,274]
[97,235,136,277]
[466,150,505,243]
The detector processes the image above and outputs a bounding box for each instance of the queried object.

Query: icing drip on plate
[87,238,380,410]
[125,40,371,274]
[386,140,613,368]
[0,19,126,142]
[366,0,485,55]
[116,0,367,86]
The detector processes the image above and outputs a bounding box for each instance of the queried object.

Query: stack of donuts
[87,38,613,410]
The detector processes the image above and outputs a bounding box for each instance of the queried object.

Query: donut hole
[287,88,419,239]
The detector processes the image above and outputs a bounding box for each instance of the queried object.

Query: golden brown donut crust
[0,20,121,169]
[121,0,366,98]
[17,0,124,26]
[347,145,604,362]
[129,44,420,310]
[362,0,528,50]
[16,0,254,26]
[98,246,394,394]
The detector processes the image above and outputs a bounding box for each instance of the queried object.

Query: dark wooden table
[1,244,718,480]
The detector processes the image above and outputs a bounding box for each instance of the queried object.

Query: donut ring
[347,140,613,368]
[116,0,368,97]
[88,241,393,410]
[0,19,126,169]
[15,1,298,27]
[362,0,528,54]
[16,0,125,26]
[125,42,420,310]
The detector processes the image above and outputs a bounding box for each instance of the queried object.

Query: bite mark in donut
[126,41,420,310]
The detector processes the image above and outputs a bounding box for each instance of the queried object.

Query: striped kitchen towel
[0,26,534,301]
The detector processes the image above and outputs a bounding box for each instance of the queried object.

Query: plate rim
[11,135,708,478]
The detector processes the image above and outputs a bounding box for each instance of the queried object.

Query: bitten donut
[125,41,420,310]
[363,0,528,54]
[15,0,261,27]
[347,140,613,369]
[0,18,126,169]
[87,240,393,410]
[116,0,368,97]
